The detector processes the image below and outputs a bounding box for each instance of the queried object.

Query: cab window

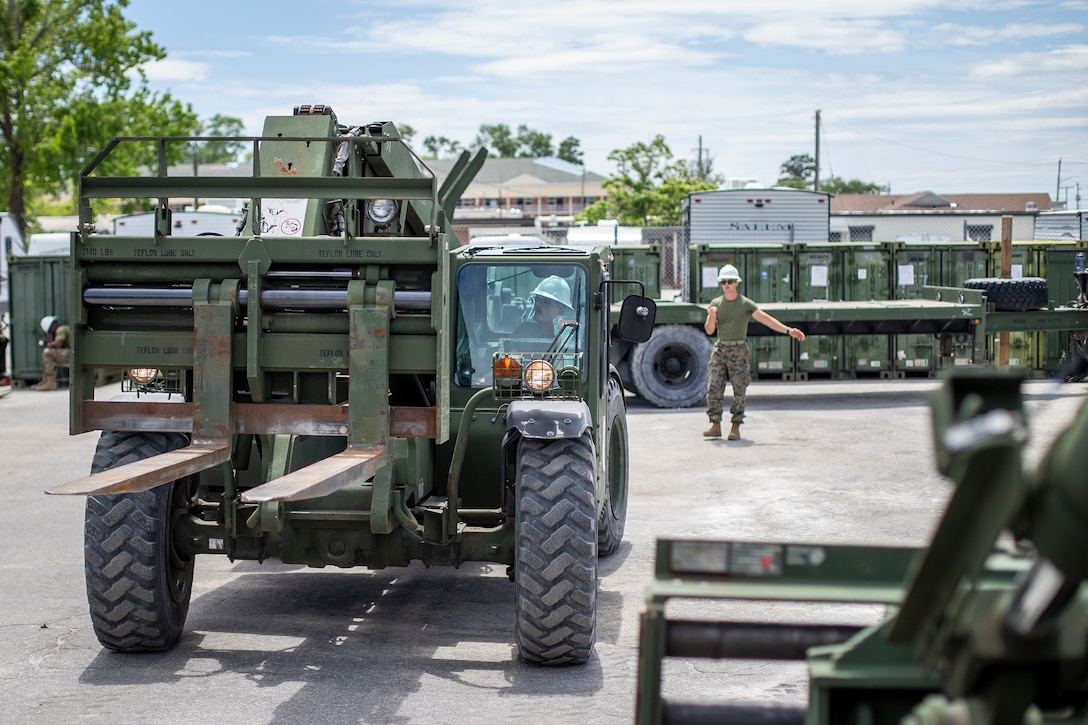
[455,263,587,388]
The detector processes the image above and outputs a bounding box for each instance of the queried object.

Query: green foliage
[777,153,816,187]
[422,135,464,159]
[776,153,885,194]
[776,178,810,190]
[579,135,716,226]
[557,136,583,165]
[820,176,888,194]
[0,0,199,236]
[421,123,582,163]
[515,124,552,158]
[475,123,519,157]
[190,113,245,166]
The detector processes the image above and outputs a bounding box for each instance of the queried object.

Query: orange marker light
[494,355,522,386]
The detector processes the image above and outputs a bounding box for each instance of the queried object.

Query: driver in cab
[514,276,574,340]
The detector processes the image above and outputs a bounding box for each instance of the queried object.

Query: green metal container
[842,243,892,377]
[935,243,990,371]
[842,243,891,302]
[987,241,1038,279]
[795,245,844,377]
[993,243,1042,371]
[7,254,70,383]
[893,243,941,376]
[940,243,989,287]
[689,244,744,304]
[1041,247,1087,370]
[795,335,843,379]
[611,244,662,300]
[743,244,794,378]
[743,244,794,304]
[795,246,842,302]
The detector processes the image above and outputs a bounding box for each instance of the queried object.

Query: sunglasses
[720,280,738,285]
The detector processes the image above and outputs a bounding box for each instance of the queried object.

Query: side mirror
[616,295,656,343]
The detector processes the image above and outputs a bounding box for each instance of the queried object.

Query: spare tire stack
[962,277,1049,311]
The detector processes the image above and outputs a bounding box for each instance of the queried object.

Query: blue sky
[126,0,1087,201]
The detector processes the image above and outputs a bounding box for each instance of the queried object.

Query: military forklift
[47,105,656,666]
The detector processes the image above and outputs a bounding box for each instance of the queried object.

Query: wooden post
[997,215,1013,367]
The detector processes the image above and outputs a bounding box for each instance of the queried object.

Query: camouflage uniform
[41,324,71,375]
[706,341,751,425]
[706,295,757,425]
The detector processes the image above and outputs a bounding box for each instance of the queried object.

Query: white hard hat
[717,264,742,282]
[40,316,57,334]
[529,275,573,312]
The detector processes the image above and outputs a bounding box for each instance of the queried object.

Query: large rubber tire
[962,277,1048,311]
[514,434,597,665]
[615,357,639,396]
[629,324,712,408]
[598,376,628,557]
[84,431,195,652]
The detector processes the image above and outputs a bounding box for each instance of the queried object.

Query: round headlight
[493,355,522,387]
[523,360,555,393]
[367,199,400,225]
[128,368,159,384]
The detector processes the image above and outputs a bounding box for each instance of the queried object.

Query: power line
[820,116,835,180]
[824,120,1069,167]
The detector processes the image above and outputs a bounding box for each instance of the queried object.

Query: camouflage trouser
[706,340,751,425]
[42,347,70,375]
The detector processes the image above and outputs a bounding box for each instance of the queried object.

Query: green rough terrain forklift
[47,105,655,666]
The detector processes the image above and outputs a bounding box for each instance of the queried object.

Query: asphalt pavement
[1,378,1083,724]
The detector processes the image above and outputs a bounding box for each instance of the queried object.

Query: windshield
[455,263,588,388]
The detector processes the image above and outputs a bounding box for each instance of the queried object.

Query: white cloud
[928,22,1084,46]
[126,0,1088,193]
[142,57,210,83]
[970,43,1088,77]
[742,19,907,54]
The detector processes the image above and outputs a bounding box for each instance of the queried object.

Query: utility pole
[580,165,586,214]
[696,135,705,180]
[1056,158,1062,203]
[814,109,821,192]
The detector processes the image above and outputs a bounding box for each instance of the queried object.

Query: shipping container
[7,255,70,384]
[795,245,844,377]
[893,243,942,375]
[842,244,893,377]
[743,245,795,378]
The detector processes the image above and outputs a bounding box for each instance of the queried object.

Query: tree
[557,136,582,165]
[191,114,245,168]
[581,135,716,226]
[516,124,552,158]
[776,153,816,189]
[0,0,200,237]
[421,135,464,159]
[820,176,888,194]
[474,123,519,157]
[474,123,569,159]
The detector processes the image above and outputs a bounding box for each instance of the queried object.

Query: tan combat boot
[727,423,741,440]
[31,374,57,391]
[703,421,721,437]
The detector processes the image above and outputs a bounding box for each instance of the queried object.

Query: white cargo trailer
[113,207,244,237]
[1034,210,1088,241]
[683,187,830,245]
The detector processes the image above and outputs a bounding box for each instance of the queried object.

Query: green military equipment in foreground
[636,369,1088,723]
[46,105,656,665]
